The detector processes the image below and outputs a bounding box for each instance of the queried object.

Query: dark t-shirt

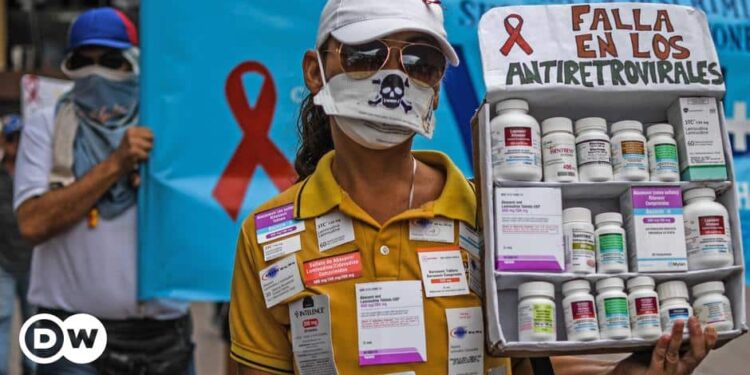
[0,166,32,277]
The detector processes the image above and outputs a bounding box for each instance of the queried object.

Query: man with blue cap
[13,8,194,375]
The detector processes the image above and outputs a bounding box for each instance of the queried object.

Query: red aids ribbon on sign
[212,62,297,220]
[500,14,534,56]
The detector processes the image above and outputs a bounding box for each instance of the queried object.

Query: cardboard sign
[20,75,73,124]
[479,4,724,99]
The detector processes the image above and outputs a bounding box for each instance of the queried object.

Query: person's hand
[614,316,718,375]
[110,126,153,186]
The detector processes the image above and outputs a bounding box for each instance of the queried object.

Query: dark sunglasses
[66,50,129,71]
[323,39,448,88]
[4,132,19,143]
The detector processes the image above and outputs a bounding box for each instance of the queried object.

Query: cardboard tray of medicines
[471,2,747,356]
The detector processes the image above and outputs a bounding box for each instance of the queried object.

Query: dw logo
[19,313,107,364]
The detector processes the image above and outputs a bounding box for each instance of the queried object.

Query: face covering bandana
[70,68,139,128]
[313,54,437,149]
[56,65,140,219]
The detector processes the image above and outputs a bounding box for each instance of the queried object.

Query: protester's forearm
[17,156,125,245]
[552,356,618,375]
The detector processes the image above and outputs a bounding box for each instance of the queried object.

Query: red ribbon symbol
[499,14,534,56]
[212,62,297,220]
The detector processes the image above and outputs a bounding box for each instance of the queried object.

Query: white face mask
[313,54,437,149]
[334,116,415,150]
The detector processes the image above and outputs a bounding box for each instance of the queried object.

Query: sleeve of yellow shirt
[229,222,294,374]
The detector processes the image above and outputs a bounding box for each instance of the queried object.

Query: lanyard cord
[408,156,417,210]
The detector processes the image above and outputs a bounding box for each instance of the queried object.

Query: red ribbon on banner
[499,14,534,56]
[212,61,296,220]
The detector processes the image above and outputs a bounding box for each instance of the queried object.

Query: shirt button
[379,245,390,255]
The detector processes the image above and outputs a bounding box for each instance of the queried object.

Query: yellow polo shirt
[229,150,521,374]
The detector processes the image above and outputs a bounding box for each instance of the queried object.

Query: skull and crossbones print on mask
[368,74,414,113]
[314,66,438,149]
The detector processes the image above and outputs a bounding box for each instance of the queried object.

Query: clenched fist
[110,126,153,186]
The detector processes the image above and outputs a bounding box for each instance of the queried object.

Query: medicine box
[667,97,728,181]
[494,187,564,272]
[620,186,688,272]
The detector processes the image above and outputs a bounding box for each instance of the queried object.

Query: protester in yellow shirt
[230,1,718,374]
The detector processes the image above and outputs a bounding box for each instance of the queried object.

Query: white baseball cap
[316,0,459,66]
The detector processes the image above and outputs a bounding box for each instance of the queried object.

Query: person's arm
[16,126,152,245]
[552,317,718,375]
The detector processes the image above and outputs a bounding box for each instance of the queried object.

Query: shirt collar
[294,150,477,227]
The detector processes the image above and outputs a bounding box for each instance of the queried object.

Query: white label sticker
[459,222,481,258]
[315,210,355,252]
[263,235,302,262]
[289,295,338,375]
[446,307,484,375]
[409,218,455,243]
[259,255,304,308]
[417,250,469,298]
[467,253,483,297]
[356,281,427,366]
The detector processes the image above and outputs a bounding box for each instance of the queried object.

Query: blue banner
[139,0,750,301]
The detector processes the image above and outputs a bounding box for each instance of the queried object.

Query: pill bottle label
[543,140,577,179]
[565,228,596,271]
[662,307,691,331]
[598,233,626,266]
[577,140,611,166]
[495,127,540,168]
[567,300,598,333]
[650,143,679,174]
[613,140,647,173]
[630,296,660,329]
[519,303,554,334]
[601,297,630,330]
[685,215,732,256]
[695,301,733,325]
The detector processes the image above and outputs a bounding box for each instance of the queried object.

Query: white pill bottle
[596,277,632,340]
[647,124,680,182]
[542,117,578,182]
[610,120,649,181]
[692,281,734,332]
[683,188,734,270]
[518,281,557,342]
[627,276,662,339]
[563,207,596,274]
[562,279,600,341]
[595,212,628,274]
[657,280,693,333]
[491,99,542,181]
[575,117,613,182]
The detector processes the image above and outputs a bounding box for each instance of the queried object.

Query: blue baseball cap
[67,7,138,51]
[1,115,22,135]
